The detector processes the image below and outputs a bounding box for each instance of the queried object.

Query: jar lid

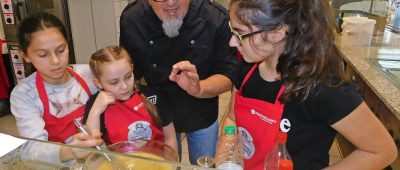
[276,131,288,143]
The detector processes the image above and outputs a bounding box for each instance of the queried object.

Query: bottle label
[216,162,243,170]
[238,127,255,159]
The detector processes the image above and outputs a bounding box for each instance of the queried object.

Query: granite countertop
[337,30,400,120]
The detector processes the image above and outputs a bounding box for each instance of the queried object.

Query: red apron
[234,63,285,170]
[37,67,91,143]
[104,92,164,145]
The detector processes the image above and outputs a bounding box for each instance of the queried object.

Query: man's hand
[169,60,202,97]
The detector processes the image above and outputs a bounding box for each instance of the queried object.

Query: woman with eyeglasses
[221,0,397,169]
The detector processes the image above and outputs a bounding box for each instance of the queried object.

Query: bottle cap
[224,126,236,134]
[279,159,293,170]
[276,131,287,143]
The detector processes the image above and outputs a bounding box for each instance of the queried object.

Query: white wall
[92,0,118,48]
[113,0,129,43]
[68,0,118,64]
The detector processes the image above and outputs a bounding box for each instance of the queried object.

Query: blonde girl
[84,46,178,152]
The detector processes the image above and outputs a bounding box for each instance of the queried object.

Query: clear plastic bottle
[264,131,293,170]
[215,126,244,170]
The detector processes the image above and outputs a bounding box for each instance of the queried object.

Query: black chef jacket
[120,0,238,132]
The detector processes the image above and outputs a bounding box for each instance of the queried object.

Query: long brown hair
[90,46,163,128]
[230,0,350,102]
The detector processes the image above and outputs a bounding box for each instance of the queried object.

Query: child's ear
[93,78,103,89]
[18,49,32,63]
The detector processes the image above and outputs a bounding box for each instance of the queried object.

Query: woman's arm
[221,88,237,132]
[163,123,178,153]
[86,91,115,131]
[325,102,397,170]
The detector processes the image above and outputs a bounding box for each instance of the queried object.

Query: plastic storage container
[341,16,376,46]
[215,126,244,170]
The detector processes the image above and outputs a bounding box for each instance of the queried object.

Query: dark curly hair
[230,0,350,102]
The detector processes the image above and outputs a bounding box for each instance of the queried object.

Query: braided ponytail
[135,85,163,129]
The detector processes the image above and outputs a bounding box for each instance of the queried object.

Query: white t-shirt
[10,64,98,166]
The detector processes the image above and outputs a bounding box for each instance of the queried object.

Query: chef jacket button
[190,40,195,45]
[152,64,157,68]
[149,40,154,45]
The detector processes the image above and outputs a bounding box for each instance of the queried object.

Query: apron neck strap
[238,63,286,105]
[274,85,285,105]
[238,63,259,95]
[36,67,91,114]
[66,67,91,95]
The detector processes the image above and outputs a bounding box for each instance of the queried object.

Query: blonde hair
[89,45,163,128]
[89,45,132,78]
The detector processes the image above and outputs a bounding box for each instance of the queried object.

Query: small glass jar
[197,156,215,168]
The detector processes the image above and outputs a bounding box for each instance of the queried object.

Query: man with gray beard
[162,12,184,38]
[120,0,237,165]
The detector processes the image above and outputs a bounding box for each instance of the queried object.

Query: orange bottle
[264,131,293,170]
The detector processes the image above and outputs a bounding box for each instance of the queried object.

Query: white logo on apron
[147,95,157,104]
[280,118,291,133]
[238,127,255,159]
[250,109,277,125]
[128,121,152,140]
[133,102,144,111]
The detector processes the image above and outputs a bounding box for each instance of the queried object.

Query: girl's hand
[86,91,114,132]
[70,129,103,147]
[60,130,103,161]
[91,91,116,116]
[69,129,103,158]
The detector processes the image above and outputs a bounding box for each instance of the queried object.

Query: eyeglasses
[228,21,266,45]
[153,0,168,2]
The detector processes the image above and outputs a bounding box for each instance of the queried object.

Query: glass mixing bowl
[83,140,179,170]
